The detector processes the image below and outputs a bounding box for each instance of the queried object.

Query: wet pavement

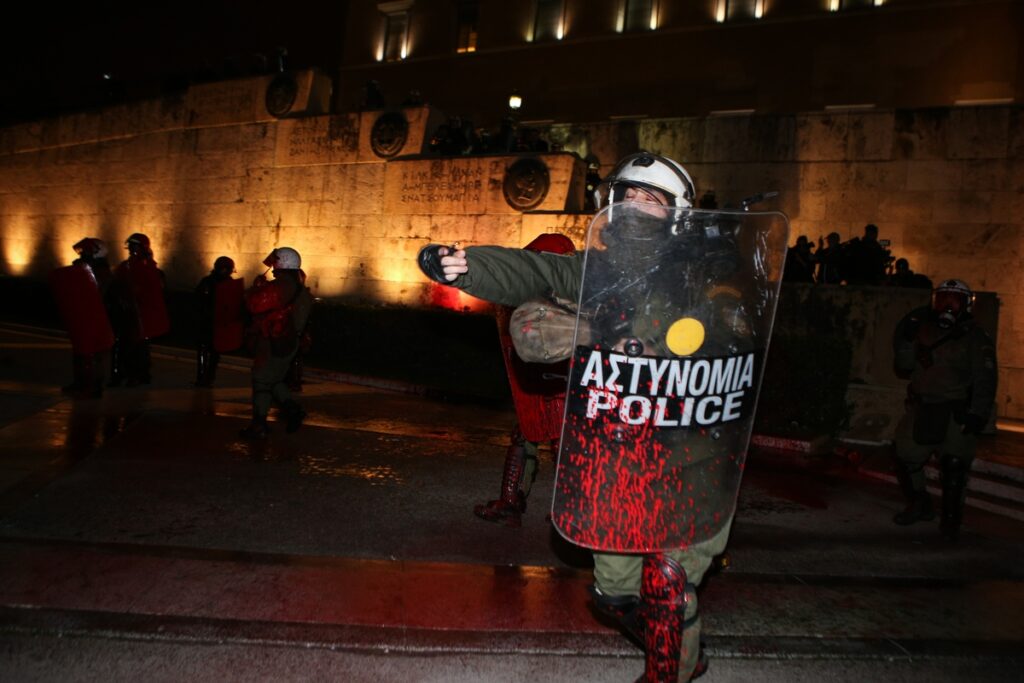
[1,323,1023,681]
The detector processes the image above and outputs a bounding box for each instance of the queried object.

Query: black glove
[960,413,986,435]
[417,244,450,283]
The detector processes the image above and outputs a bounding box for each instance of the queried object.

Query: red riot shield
[213,277,245,353]
[49,265,115,355]
[496,307,567,443]
[118,259,170,340]
[551,203,789,552]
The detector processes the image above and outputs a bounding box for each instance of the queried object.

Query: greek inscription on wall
[399,164,484,204]
[284,118,358,160]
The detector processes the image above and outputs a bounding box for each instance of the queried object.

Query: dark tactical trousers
[894,407,977,492]
[592,519,733,680]
[252,349,299,420]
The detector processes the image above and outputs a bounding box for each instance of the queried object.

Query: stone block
[790,191,828,223]
[248,200,310,228]
[947,107,1011,160]
[273,115,360,166]
[185,76,276,128]
[323,163,385,210]
[179,177,245,204]
[190,202,253,229]
[236,123,274,155]
[844,111,894,161]
[928,191,994,226]
[893,109,948,160]
[268,165,326,202]
[383,154,583,215]
[990,189,1024,222]
[962,159,1015,192]
[905,160,962,191]
[877,190,935,224]
[356,105,446,162]
[241,168,274,203]
[797,162,853,192]
[850,161,908,191]
[195,127,243,154]
[12,122,42,153]
[795,113,848,162]
[56,112,100,147]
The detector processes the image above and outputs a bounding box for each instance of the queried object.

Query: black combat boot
[240,417,270,439]
[281,400,306,434]
[474,428,529,527]
[892,461,935,525]
[940,454,970,541]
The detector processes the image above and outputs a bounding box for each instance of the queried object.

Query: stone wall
[0,76,1020,418]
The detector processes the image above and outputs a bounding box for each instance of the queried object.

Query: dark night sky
[0,1,348,126]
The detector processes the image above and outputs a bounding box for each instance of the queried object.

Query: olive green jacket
[450,246,582,306]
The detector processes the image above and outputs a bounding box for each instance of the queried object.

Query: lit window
[717,0,764,22]
[378,1,413,61]
[456,1,478,53]
[623,0,655,32]
[831,0,879,9]
[533,0,564,42]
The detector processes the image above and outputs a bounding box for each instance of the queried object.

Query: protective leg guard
[940,454,970,541]
[892,462,935,525]
[638,554,689,683]
[474,428,528,526]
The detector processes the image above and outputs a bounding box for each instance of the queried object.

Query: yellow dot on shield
[666,318,705,356]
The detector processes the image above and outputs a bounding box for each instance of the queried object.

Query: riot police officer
[417,153,759,681]
[195,256,243,387]
[892,279,997,541]
[50,238,114,398]
[109,233,169,386]
[240,247,313,438]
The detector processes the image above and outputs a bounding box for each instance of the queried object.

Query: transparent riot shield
[551,201,789,552]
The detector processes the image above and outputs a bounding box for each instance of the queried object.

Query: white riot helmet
[264,246,301,270]
[595,152,695,213]
[932,278,973,328]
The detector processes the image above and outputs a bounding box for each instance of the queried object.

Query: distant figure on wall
[240,247,313,438]
[815,232,844,284]
[782,235,816,283]
[887,258,933,289]
[108,233,170,387]
[194,256,245,387]
[49,238,115,399]
[842,223,892,286]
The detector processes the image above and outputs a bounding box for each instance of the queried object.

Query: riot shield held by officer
[891,278,997,541]
[417,151,789,683]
